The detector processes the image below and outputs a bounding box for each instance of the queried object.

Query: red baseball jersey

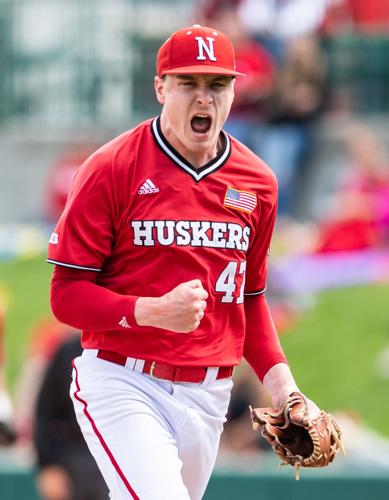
[47,117,278,366]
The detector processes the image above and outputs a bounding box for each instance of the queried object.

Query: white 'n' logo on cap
[195,37,217,62]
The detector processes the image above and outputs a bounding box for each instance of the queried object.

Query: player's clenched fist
[134,279,208,333]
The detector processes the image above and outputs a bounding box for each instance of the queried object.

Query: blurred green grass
[0,255,52,387]
[0,255,388,436]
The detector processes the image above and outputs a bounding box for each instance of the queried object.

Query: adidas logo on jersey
[138,179,159,195]
[49,232,59,244]
[118,316,131,328]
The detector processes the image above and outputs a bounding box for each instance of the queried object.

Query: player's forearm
[50,267,206,333]
[50,266,137,331]
[243,294,287,381]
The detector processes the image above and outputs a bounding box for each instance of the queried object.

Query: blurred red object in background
[44,147,94,222]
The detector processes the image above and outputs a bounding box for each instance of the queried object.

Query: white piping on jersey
[244,287,266,296]
[47,259,101,272]
[151,117,231,182]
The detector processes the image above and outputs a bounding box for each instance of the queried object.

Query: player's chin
[189,129,218,147]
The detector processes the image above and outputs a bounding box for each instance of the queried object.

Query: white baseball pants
[70,349,233,499]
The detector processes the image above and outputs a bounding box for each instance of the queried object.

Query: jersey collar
[151,116,231,182]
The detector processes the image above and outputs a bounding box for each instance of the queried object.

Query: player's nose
[196,85,213,105]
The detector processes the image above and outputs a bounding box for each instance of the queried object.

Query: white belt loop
[133,359,145,373]
[201,367,218,387]
[124,357,137,370]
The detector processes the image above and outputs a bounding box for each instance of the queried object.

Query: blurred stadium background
[1,0,389,499]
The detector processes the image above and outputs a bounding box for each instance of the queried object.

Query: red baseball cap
[157,25,244,77]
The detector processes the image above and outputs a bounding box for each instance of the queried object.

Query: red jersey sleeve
[242,170,286,381]
[243,294,287,381]
[50,266,138,331]
[47,149,115,272]
[244,170,278,295]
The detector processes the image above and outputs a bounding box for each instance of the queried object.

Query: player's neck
[183,138,223,169]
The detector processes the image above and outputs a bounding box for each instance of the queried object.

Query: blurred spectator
[315,121,389,252]
[269,122,389,256]
[238,0,329,62]
[261,33,327,215]
[269,35,326,129]
[44,147,95,222]
[34,333,108,500]
[14,317,71,443]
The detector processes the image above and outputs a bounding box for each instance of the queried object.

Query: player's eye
[211,82,226,89]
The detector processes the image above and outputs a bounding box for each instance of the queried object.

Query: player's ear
[154,76,166,105]
[231,77,235,101]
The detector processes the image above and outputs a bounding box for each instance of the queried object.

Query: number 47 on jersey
[215,261,246,304]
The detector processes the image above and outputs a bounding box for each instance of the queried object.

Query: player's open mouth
[191,115,212,134]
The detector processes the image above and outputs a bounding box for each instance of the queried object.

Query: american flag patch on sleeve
[224,186,257,214]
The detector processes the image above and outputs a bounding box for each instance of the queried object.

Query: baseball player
[47,25,319,499]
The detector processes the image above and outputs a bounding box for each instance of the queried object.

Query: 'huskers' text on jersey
[131,220,251,251]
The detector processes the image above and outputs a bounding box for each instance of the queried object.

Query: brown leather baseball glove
[250,392,345,479]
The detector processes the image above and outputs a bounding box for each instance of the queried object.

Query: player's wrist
[270,387,300,408]
[263,363,299,408]
[134,296,164,328]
